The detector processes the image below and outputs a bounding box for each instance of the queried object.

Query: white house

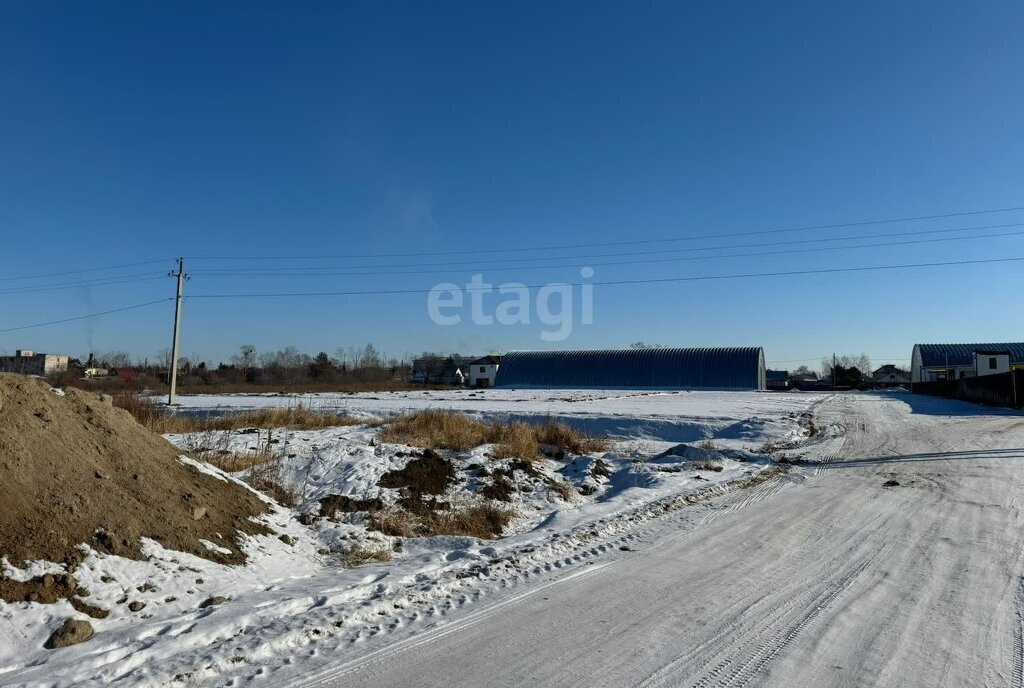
[468,355,501,388]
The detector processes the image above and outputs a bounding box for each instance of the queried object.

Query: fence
[913,370,1023,409]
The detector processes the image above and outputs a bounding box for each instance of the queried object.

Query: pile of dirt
[0,374,270,575]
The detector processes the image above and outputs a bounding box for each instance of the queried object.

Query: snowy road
[289,392,1024,687]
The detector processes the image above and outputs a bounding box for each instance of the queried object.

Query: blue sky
[2,1,1023,370]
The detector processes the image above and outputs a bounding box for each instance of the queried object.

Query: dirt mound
[0,374,269,572]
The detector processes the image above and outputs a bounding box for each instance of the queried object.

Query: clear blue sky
[2,1,1023,370]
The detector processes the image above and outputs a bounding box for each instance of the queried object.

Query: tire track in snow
[1012,577,1024,688]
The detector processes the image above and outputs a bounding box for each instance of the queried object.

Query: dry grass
[694,460,724,473]
[378,409,486,452]
[370,502,515,539]
[536,422,610,455]
[546,478,578,502]
[380,410,607,460]
[244,456,301,505]
[343,544,393,567]
[114,392,380,433]
[699,439,717,452]
[489,422,540,460]
[370,509,419,538]
[175,430,299,504]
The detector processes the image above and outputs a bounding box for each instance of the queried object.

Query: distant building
[115,368,138,381]
[766,370,789,390]
[495,348,766,390]
[911,343,1024,383]
[469,355,502,388]
[871,364,911,387]
[411,355,473,385]
[0,349,70,376]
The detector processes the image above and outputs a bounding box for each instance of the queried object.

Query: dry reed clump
[370,502,515,540]
[378,409,487,452]
[175,431,299,505]
[244,457,301,505]
[114,393,380,433]
[546,478,578,502]
[380,410,607,460]
[343,544,393,567]
[694,460,724,473]
[488,422,540,460]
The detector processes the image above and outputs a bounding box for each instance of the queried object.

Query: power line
[186,255,1024,299]
[0,259,168,284]
[188,220,1024,273]
[0,298,172,333]
[185,228,1024,280]
[0,274,166,295]
[182,203,1024,260]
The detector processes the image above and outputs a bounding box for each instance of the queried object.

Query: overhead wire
[0,259,169,283]
[0,298,172,333]
[183,204,1024,261]
[184,228,1024,280]
[186,255,1024,299]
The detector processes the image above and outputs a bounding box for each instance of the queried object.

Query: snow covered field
[166,388,824,443]
[0,390,828,687]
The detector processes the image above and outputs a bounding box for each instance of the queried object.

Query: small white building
[974,350,1011,377]
[468,355,501,388]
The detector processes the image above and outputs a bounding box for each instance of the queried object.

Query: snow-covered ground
[0,390,828,687]
[166,388,823,443]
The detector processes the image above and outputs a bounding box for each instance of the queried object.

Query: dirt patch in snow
[319,494,384,517]
[0,374,270,583]
[378,450,457,496]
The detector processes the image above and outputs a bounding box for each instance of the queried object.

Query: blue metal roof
[914,343,1024,368]
[495,347,765,390]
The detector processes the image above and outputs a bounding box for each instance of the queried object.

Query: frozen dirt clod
[0,374,270,582]
[44,619,94,649]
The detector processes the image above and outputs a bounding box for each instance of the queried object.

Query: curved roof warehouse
[495,348,766,391]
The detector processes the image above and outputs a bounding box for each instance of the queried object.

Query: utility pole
[167,258,189,406]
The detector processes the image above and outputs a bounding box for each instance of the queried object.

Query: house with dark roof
[871,364,910,387]
[911,343,1024,383]
[469,355,502,388]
